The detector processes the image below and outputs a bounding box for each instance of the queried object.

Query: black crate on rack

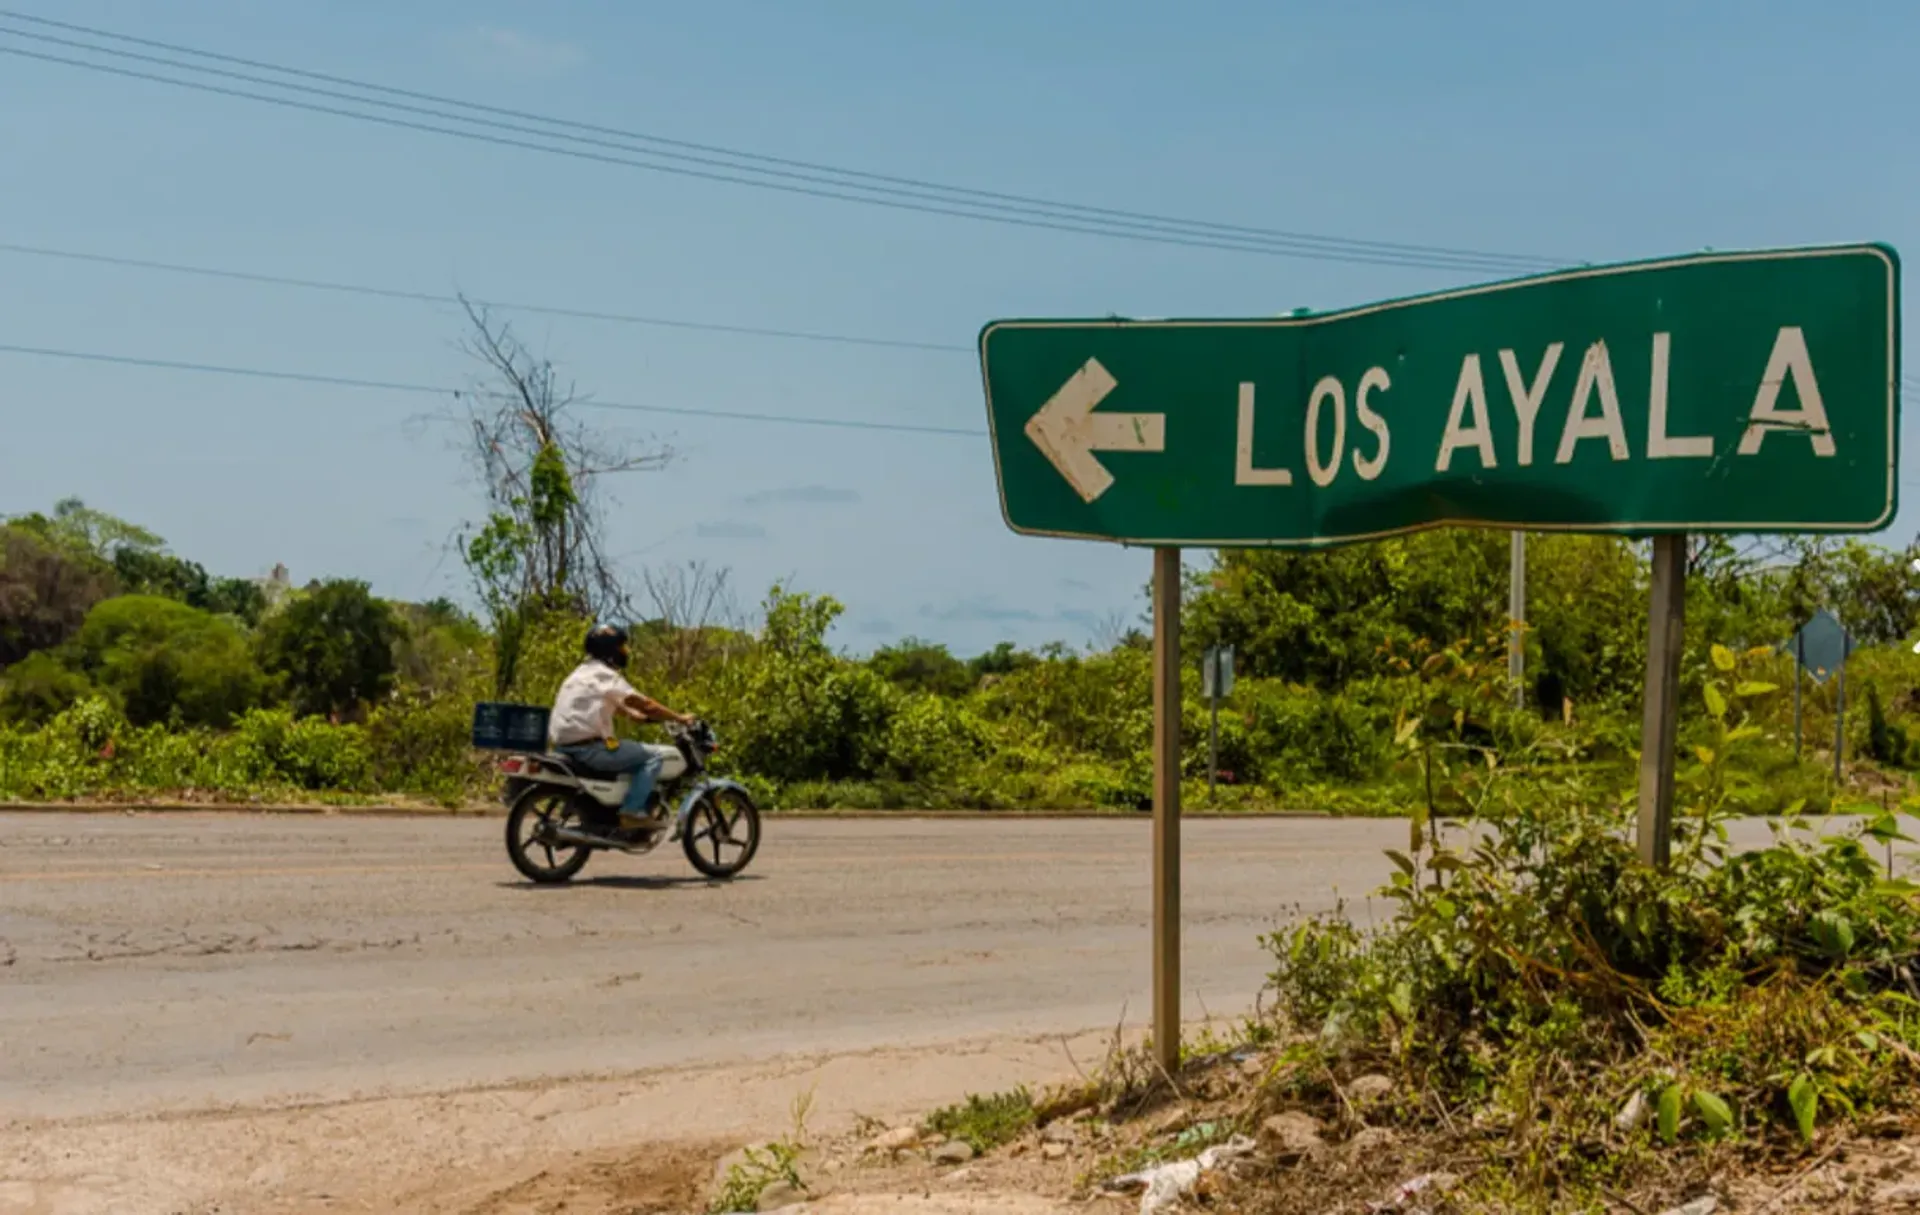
[470,702,551,752]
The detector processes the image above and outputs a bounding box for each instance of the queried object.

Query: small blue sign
[1786,609,1854,685]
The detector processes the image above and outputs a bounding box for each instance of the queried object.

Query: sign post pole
[1207,674,1219,804]
[1835,658,1847,784]
[1509,532,1527,708]
[1793,633,1805,761]
[1638,535,1688,868]
[1151,546,1182,1076]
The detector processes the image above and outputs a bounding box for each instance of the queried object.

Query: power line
[0,9,1560,271]
[0,341,984,437]
[0,241,971,354]
[0,21,1565,274]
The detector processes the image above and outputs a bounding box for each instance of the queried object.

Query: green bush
[367,690,486,803]
[256,579,401,719]
[0,651,93,725]
[1256,648,1920,1208]
[1237,680,1389,785]
[231,709,373,791]
[880,694,987,785]
[73,596,263,727]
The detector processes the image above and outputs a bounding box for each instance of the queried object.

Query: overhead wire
[0,341,985,437]
[0,241,973,354]
[0,8,1561,271]
[0,19,1566,274]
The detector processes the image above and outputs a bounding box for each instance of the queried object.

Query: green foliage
[1258,646,1920,1206]
[256,580,402,719]
[11,493,1920,824]
[12,497,164,562]
[0,651,93,725]
[708,1091,813,1214]
[881,693,987,785]
[0,523,116,665]
[74,595,264,727]
[1866,681,1910,767]
[969,640,1039,681]
[366,690,483,804]
[924,1088,1036,1153]
[869,636,975,697]
[111,546,211,606]
[231,709,374,791]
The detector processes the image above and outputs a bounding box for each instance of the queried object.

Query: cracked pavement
[0,811,1410,1121]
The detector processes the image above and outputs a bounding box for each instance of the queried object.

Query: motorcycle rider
[548,623,695,834]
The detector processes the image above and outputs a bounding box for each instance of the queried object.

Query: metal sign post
[1201,644,1235,802]
[1509,532,1527,707]
[1150,548,1182,1075]
[1782,610,1855,778]
[1637,535,1688,868]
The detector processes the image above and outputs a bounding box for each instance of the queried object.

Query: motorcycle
[494,719,761,884]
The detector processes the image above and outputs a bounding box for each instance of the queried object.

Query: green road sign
[979,244,1900,547]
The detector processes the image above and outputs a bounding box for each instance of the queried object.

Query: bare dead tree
[639,560,746,683]
[1089,607,1134,653]
[454,297,671,691]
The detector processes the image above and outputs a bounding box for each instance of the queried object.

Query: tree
[0,524,117,666]
[454,299,670,693]
[0,651,93,725]
[112,547,212,605]
[968,641,1038,680]
[869,637,974,697]
[12,497,163,562]
[256,580,402,718]
[638,560,746,684]
[72,595,263,727]
[203,577,269,626]
[1185,530,1508,687]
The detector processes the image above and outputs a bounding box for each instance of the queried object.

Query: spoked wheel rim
[683,789,759,878]
[508,789,592,883]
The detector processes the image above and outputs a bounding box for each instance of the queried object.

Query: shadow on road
[497,873,766,892]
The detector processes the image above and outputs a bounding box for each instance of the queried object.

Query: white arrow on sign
[1023,358,1166,504]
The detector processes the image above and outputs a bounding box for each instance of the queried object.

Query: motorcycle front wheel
[505,787,594,884]
[681,786,761,880]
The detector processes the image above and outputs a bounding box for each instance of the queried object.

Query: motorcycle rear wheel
[506,787,594,884]
[681,787,761,879]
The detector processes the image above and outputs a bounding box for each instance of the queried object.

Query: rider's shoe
[617,792,666,830]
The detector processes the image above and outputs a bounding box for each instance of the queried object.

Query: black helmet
[584,623,630,669]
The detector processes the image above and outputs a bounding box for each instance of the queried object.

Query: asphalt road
[0,811,1416,1121]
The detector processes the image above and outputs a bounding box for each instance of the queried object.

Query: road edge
[0,800,1341,820]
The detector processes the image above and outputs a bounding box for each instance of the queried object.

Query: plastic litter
[1103,1134,1257,1214]
[1367,1171,1460,1213]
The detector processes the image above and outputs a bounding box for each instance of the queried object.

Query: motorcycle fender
[674,779,753,834]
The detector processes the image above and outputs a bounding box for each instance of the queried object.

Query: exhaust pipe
[552,824,661,854]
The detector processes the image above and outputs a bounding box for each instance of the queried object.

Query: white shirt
[548,660,641,747]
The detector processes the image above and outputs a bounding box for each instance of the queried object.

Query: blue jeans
[558,741,662,815]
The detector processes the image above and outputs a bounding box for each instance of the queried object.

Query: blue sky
[0,0,1913,655]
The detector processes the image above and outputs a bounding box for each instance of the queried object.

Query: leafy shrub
[881,694,987,784]
[0,651,93,725]
[367,690,486,803]
[1236,680,1389,785]
[231,709,372,791]
[73,595,263,727]
[924,1088,1035,1153]
[256,579,401,719]
[1257,646,1920,1207]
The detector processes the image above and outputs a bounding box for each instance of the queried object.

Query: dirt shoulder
[0,1028,1124,1215]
